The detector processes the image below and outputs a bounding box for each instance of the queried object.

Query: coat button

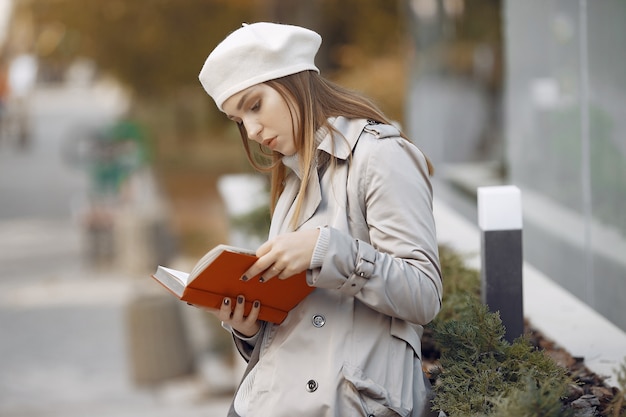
[311,314,325,328]
[306,379,318,392]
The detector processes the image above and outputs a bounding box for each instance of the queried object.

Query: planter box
[433,197,626,388]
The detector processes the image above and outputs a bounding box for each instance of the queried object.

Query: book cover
[151,245,314,324]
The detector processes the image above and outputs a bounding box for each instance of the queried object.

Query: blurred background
[0,0,624,416]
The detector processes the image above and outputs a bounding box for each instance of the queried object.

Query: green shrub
[436,245,481,323]
[490,374,575,417]
[429,295,571,416]
[429,247,572,416]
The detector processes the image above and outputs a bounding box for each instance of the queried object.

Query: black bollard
[478,186,524,343]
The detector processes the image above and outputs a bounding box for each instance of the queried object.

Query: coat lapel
[268,173,299,238]
[294,167,322,230]
[270,117,370,235]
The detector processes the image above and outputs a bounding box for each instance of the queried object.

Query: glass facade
[406,0,626,331]
[504,1,626,331]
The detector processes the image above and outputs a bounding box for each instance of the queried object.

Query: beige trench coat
[227,117,443,417]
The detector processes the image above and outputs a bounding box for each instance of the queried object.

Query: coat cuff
[340,239,376,295]
[312,227,378,296]
[223,322,265,362]
[222,322,261,345]
[309,226,330,269]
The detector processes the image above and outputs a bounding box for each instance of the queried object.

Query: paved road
[0,84,231,416]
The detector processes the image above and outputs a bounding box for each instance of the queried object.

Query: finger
[246,300,261,323]
[260,265,283,283]
[242,254,275,282]
[243,237,284,280]
[233,295,246,319]
[256,240,272,257]
[217,297,233,321]
[277,267,294,280]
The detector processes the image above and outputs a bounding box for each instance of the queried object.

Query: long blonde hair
[235,70,434,228]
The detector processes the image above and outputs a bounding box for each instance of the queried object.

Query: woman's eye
[250,101,260,112]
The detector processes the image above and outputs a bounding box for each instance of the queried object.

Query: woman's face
[222,83,298,156]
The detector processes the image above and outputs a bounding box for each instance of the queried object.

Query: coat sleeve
[223,322,265,361]
[311,135,443,325]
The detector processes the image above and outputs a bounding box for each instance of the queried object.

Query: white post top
[478,185,523,231]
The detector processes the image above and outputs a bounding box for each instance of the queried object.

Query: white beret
[199,22,321,111]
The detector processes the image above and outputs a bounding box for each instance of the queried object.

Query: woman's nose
[244,120,263,142]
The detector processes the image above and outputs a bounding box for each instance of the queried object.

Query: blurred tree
[10,0,412,166]
[17,0,257,97]
[14,0,408,98]
[5,1,418,254]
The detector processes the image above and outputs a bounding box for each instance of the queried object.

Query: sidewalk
[0,217,234,417]
[0,83,234,417]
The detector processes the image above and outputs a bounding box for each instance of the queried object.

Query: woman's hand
[207,295,261,337]
[242,228,320,283]
[202,228,319,336]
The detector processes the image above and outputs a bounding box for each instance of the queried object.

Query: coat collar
[317,116,369,161]
[270,117,370,235]
[281,116,369,178]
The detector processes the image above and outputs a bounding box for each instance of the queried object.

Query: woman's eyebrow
[236,91,252,111]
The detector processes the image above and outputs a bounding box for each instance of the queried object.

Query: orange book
[151,244,314,324]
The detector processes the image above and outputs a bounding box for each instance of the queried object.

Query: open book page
[161,266,191,285]
[152,266,191,297]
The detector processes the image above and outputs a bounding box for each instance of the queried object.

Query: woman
[198,22,442,417]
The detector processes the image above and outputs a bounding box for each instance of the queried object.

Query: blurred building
[406,0,626,332]
[0,0,11,46]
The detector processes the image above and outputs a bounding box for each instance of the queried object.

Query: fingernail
[237,296,243,304]
[240,275,248,281]
[259,277,265,283]
[223,298,230,306]
[253,300,260,308]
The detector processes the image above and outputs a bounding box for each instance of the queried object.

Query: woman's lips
[262,137,277,149]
